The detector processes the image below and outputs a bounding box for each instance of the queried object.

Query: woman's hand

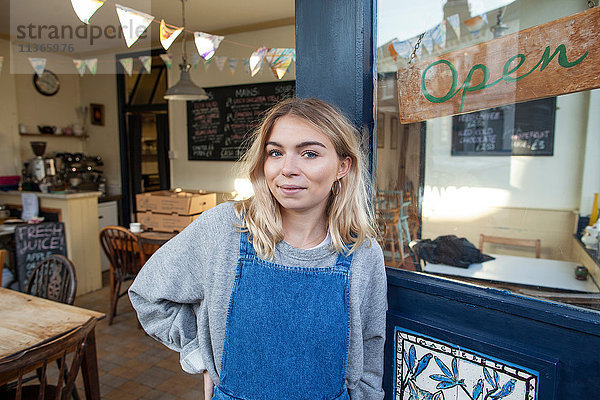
[203,371,214,400]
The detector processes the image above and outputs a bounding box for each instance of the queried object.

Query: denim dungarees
[212,231,354,400]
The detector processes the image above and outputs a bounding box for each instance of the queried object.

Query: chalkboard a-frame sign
[187,81,295,161]
[14,222,67,291]
[451,97,556,156]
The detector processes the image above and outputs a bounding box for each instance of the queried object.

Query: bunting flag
[86,58,98,74]
[447,14,460,39]
[160,53,173,69]
[408,35,423,60]
[115,4,154,47]
[203,57,213,71]
[120,57,133,75]
[73,60,86,76]
[464,14,488,37]
[0,56,5,75]
[391,40,412,60]
[28,58,46,77]
[159,19,183,50]
[265,48,294,79]
[139,55,151,73]
[388,42,399,62]
[228,58,238,75]
[421,31,434,54]
[191,54,202,68]
[71,0,105,24]
[430,21,447,51]
[215,56,227,71]
[242,58,250,75]
[249,47,267,77]
[194,32,224,60]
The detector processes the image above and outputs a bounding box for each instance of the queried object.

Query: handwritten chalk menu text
[451,97,556,156]
[15,222,67,290]
[187,81,295,161]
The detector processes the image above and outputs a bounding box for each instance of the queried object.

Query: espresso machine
[22,141,57,191]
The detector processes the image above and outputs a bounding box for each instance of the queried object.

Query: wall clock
[33,70,60,96]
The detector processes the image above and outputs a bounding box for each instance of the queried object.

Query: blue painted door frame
[295,1,600,398]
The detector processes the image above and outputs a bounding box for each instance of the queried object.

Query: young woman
[129,98,387,399]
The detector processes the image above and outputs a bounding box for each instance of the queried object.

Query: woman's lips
[279,185,305,194]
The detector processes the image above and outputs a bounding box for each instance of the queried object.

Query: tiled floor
[72,275,205,400]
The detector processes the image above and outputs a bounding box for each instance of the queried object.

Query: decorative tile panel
[394,327,538,400]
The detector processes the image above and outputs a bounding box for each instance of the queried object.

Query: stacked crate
[136,190,216,233]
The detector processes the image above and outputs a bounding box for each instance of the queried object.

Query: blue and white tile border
[394,326,539,400]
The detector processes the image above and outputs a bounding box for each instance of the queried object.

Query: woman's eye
[302,151,318,159]
[268,149,282,157]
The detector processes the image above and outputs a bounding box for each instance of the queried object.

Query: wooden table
[0,288,105,398]
[424,254,600,293]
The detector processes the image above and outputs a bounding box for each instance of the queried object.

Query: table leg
[81,327,101,399]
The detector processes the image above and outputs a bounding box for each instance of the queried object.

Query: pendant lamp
[164,0,208,101]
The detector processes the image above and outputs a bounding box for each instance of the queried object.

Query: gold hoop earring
[331,179,341,196]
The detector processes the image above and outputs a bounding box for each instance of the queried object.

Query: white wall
[167,25,295,193]
[0,39,20,176]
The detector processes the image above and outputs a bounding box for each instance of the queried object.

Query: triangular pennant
[447,14,460,39]
[430,21,447,50]
[191,54,202,68]
[464,14,487,37]
[203,57,213,71]
[265,48,294,79]
[85,58,98,74]
[139,55,151,73]
[228,58,238,75]
[215,56,227,71]
[160,53,173,69]
[388,43,398,63]
[0,56,3,74]
[194,32,224,60]
[422,31,434,54]
[392,40,412,60]
[115,4,154,48]
[28,58,46,77]
[120,57,133,76]
[73,59,86,76]
[160,19,183,50]
[249,47,267,77]
[71,0,104,24]
[242,58,250,75]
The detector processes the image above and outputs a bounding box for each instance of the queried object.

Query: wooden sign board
[15,222,67,291]
[397,7,600,123]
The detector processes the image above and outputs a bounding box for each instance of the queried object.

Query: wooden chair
[0,249,5,287]
[478,234,541,258]
[376,190,411,265]
[0,318,95,400]
[99,226,144,325]
[26,255,77,305]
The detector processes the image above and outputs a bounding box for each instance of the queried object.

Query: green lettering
[459,64,503,112]
[421,60,460,104]
[502,54,526,83]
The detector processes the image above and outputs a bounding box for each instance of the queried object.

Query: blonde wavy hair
[233,97,376,259]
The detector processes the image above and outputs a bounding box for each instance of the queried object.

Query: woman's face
[263,115,351,217]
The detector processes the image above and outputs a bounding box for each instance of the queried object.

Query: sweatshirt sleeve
[349,245,388,400]
[128,216,208,373]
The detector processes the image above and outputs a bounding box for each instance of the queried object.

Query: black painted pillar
[295,0,377,178]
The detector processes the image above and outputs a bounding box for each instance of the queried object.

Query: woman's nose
[281,155,299,176]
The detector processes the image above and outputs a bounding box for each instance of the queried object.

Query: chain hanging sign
[397,7,600,124]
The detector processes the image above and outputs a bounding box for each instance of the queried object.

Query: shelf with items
[19,133,89,139]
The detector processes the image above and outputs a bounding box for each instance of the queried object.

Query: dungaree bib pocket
[213,232,353,400]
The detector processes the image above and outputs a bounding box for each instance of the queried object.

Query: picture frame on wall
[390,116,398,149]
[377,113,385,148]
[90,103,105,126]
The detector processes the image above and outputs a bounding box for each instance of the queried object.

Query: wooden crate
[136,191,216,215]
[136,211,201,233]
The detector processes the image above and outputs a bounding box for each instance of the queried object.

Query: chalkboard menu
[187,81,296,161]
[15,222,67,290]
[451,97,556,156]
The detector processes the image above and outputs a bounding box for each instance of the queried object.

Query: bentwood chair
[26,255,77,305]
[0,317,95,400]
[99,226,144,325]
[478,234,541,258]
[0,249,5,287]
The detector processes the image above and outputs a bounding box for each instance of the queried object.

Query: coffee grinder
[23,141,56,191]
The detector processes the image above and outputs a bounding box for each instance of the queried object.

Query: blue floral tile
[394,327,538,400]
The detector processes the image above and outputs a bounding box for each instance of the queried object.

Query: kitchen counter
[0,190,102,295]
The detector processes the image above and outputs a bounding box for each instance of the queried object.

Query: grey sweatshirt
[129,202,387,399]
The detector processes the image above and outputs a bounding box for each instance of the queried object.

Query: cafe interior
[0,0,599,398]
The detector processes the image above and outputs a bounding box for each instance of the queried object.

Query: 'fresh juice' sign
[397,7,600,124]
